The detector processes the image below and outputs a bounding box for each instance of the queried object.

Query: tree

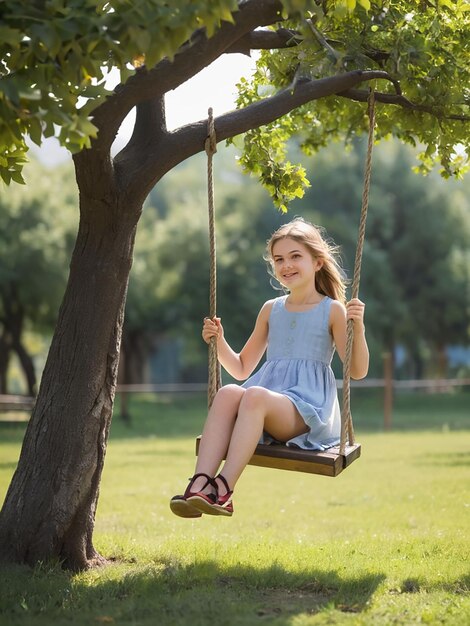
[296,140,470,377]
[123,150,282,387]
[0,158,77,394]
[0,1,469,570]
[121,195,212,389]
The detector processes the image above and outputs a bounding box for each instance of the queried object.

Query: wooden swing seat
[195,436,361,477]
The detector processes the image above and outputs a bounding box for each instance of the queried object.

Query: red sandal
[188,473,233,517]
[169,473,216,518]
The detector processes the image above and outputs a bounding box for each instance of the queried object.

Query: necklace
[286,291,324,306]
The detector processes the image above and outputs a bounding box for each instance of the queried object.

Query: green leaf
[0,79,20,106]
[0,26,22,47]
[28,117,42,146]
[10,169,26,185]
[0,169,11,185]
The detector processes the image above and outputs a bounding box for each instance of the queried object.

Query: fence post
[383,351,393,431]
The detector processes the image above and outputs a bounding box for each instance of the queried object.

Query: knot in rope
[205,107,217,157]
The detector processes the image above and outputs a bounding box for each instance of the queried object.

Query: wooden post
[117,349,131,424]
[383,351,393,431]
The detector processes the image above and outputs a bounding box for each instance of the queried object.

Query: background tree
[0,0,469,570]
[297,140,470,377]
[123,150,283,387]
[125,140,469,383]
[374,149,470,377]
[121,200,211,387]
[0,158,77,394]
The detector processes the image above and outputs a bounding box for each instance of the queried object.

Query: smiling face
[271,237,323,290]
[267,218,346,303]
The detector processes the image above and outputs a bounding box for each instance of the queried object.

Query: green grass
[0,391,469,625]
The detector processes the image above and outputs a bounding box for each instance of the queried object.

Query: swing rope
[340,87,376,455]
[205,107,221,408]
[205,89,376,457]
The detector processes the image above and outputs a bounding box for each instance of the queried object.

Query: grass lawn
[0,390,469,625]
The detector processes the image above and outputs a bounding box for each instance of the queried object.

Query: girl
[170,217,369,518]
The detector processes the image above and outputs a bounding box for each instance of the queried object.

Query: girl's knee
[239,386,269,412]
[216,384,244,401]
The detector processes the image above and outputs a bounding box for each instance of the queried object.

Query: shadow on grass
[0,558,386,626]
[393,573,469,596]
[2,556,469,626]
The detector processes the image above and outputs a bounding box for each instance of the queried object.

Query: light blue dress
[242,295,341,451]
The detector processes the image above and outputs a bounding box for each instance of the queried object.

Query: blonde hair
[266,217,347,304]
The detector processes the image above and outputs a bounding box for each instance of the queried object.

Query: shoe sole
[187,495,233,517]
[170,498,202,518]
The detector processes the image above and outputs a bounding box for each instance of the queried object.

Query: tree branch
[114,96,167,182]
[339,88,470,121]
[225,28,302,55]
[91,0,285,151]
[306,19,342,65]
[124,69,390,198]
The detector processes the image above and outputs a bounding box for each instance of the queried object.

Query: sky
[32,53,256,166]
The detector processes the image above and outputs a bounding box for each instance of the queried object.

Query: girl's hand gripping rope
[202,317,223,344]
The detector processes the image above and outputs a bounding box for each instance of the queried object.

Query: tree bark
[0,169,139,570]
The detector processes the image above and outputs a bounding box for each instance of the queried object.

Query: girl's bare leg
[218,386,308,494]
[190,384,245,492]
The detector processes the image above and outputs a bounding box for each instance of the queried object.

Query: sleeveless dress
[242,295,341,451]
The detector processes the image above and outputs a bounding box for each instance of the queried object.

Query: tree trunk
[0,288,37,395]
[117,328,151,423]
[0,184,139,571]
[436,344,448,379]
[122,328,149,384]
[117,338,131,425]
[12,340,37,397]
[0,330,12,394]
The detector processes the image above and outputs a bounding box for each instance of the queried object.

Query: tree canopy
[1,1,469,206]
[0,157,77,393]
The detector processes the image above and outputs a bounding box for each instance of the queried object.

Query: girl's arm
[202,300,274,380]
[330,298,369,380]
